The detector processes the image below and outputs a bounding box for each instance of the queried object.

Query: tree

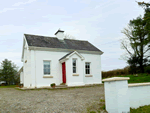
[138,1,150,48]
[127,55,140,74]
[0,59,19,85]
[121,16,150,73]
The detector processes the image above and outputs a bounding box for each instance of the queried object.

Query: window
[43,61,50,75]
[72,59,77,73]
[85,62,90,74]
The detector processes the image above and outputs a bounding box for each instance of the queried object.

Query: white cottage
[20,29,104,88]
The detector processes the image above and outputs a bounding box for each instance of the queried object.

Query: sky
[0,0,148,71]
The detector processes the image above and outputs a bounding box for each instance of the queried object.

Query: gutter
[28,46,104,55]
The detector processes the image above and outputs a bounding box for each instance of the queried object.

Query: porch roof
[59,51,85,63]
[59,51,74,61]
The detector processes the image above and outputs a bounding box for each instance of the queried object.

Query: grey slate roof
[59,51,74,61]
[24,34,102,52]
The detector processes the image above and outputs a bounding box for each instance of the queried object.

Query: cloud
[0,0,36,13]
[0,52,22,69]
[0,25,25,36]
[0,8,20,13]
[13,0,37,6]
[0,52,21,59]
[95,0,113,9]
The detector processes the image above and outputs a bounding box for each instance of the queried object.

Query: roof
[59,51,85,62]
[59,51,74,61]
[24,34,102,52]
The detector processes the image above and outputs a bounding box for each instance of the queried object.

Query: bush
[145,66,150,74]
[102,66,130,78]
[51,83,56,87]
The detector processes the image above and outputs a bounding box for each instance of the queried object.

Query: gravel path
[0,85,104,113]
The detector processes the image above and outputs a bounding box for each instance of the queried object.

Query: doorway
[62,62,66,83]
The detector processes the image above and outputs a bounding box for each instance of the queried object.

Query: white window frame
[43,60,51,75]
[72,58,77,74]
[85,62,91,75]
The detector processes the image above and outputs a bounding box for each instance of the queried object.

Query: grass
[0,85,17,88]
[102,73,150,83]
[119,73,150,83]
[86,99,107,113]
[130,105,150,113]
[100,99,105,102]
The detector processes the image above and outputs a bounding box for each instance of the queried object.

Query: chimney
[55,29,64,40]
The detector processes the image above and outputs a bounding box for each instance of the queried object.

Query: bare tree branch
[121,41,133,57]
[144,48,150,54]
[64,33,76,39]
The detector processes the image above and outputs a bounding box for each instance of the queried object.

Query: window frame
[85,62,91,75]
[43,60,51,75]
[72,58,77,74]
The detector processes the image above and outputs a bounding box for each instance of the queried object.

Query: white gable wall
[23,40,32,87]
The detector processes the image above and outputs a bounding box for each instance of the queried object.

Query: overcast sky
[0,0,148,71]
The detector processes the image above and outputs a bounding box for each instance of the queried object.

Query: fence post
[102,77,130,113]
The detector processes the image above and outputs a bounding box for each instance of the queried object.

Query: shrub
[51,83,56,87]
[145,66,150,74]
[100,105,105,110]
[102,66,130,78]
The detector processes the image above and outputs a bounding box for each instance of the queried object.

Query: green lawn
[103,73,150,83]
[0,85,17,88]
[130,105,150,113]
[118,73,150,83]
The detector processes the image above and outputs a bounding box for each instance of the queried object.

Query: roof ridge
[24,34,57,38]
[64,38,88,42]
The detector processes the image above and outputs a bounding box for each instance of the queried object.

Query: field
[0,85,17,88]
[103,73,150,83]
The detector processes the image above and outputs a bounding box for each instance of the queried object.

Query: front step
[56,85,67,88]
[60,83,66,85]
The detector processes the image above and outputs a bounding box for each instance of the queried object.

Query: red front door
[62,62,66,83]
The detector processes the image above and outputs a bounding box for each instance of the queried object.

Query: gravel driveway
[0,85,105,113]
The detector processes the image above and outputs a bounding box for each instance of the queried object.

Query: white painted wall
[104,80,130,113]
[22,46,102,88]
[20,72,24,84]
[66,53,102,86]
[103,77,150,112]
[82,53,102,85]
[129,85,150,108]
[34,50,68,88]
[55,32,64,40]
[23,39,32,87]
[66,53,84,86]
